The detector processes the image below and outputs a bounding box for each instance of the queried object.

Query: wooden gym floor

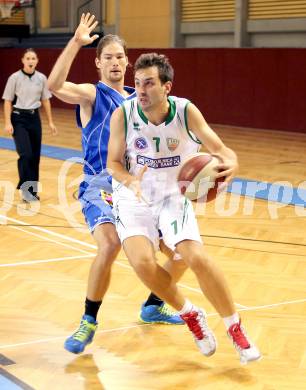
[0,106,305,390]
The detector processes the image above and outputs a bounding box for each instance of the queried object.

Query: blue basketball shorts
[79,173,114,232]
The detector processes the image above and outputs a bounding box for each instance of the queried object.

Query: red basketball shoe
[227,321,261,364]
[180,309,217,356]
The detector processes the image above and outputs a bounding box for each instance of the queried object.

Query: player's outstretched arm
[47,13,98,105]
[186,103,239,188]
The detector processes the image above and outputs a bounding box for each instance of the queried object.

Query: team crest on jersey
[166,137,179,151]
[134,137,148,150]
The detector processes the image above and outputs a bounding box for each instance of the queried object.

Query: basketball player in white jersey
[107,53,261,364]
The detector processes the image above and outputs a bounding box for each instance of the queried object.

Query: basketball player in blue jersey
[48,13,187,354]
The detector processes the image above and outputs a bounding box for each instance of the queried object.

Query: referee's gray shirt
[2,70,52,110]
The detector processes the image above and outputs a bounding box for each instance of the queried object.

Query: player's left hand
[213,154,239,191]
[74,13,99,46]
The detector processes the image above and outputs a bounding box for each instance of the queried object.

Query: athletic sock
[222,312,240,330]
[144,293,164,307]
[178,299,195,315]
[85,297,102,320]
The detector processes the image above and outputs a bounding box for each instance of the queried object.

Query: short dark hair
[96,34,128,58]
[22,48,38,57]
[134,53,174,84]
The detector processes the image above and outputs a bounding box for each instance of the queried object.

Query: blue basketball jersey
[76,82,136,175]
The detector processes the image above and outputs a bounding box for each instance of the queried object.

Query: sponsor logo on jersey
[134,137,148,150]
[133,122,140,131]
[137,155,181,169]
[166,137,180,151]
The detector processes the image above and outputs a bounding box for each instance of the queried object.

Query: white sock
[178,299,195,315]
[223,313,240,330]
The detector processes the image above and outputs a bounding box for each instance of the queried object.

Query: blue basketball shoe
[64,314,98,354]
[139,303,185,325]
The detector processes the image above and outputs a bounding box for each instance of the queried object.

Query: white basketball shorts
[112,192,202,251]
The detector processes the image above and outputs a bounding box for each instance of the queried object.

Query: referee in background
[2,48,57,202]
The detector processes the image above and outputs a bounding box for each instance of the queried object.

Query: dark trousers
[11,109,42,194]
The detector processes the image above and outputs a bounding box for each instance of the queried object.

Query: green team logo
[166,137,179,151]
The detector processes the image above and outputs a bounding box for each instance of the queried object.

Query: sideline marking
[10,225,93,255]
[0,254,94,268]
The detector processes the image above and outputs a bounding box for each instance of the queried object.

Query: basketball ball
[177,152,225,202]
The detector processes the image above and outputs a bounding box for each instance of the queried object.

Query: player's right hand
[74,13,99,46]
[4,124,14,135]
[128,165,148,203]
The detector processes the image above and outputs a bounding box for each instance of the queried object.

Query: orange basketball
[177,152,225,202]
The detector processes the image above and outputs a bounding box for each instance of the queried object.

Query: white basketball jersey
[112,96,201,203]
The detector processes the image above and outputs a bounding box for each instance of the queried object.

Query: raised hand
[74,13,99,46]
